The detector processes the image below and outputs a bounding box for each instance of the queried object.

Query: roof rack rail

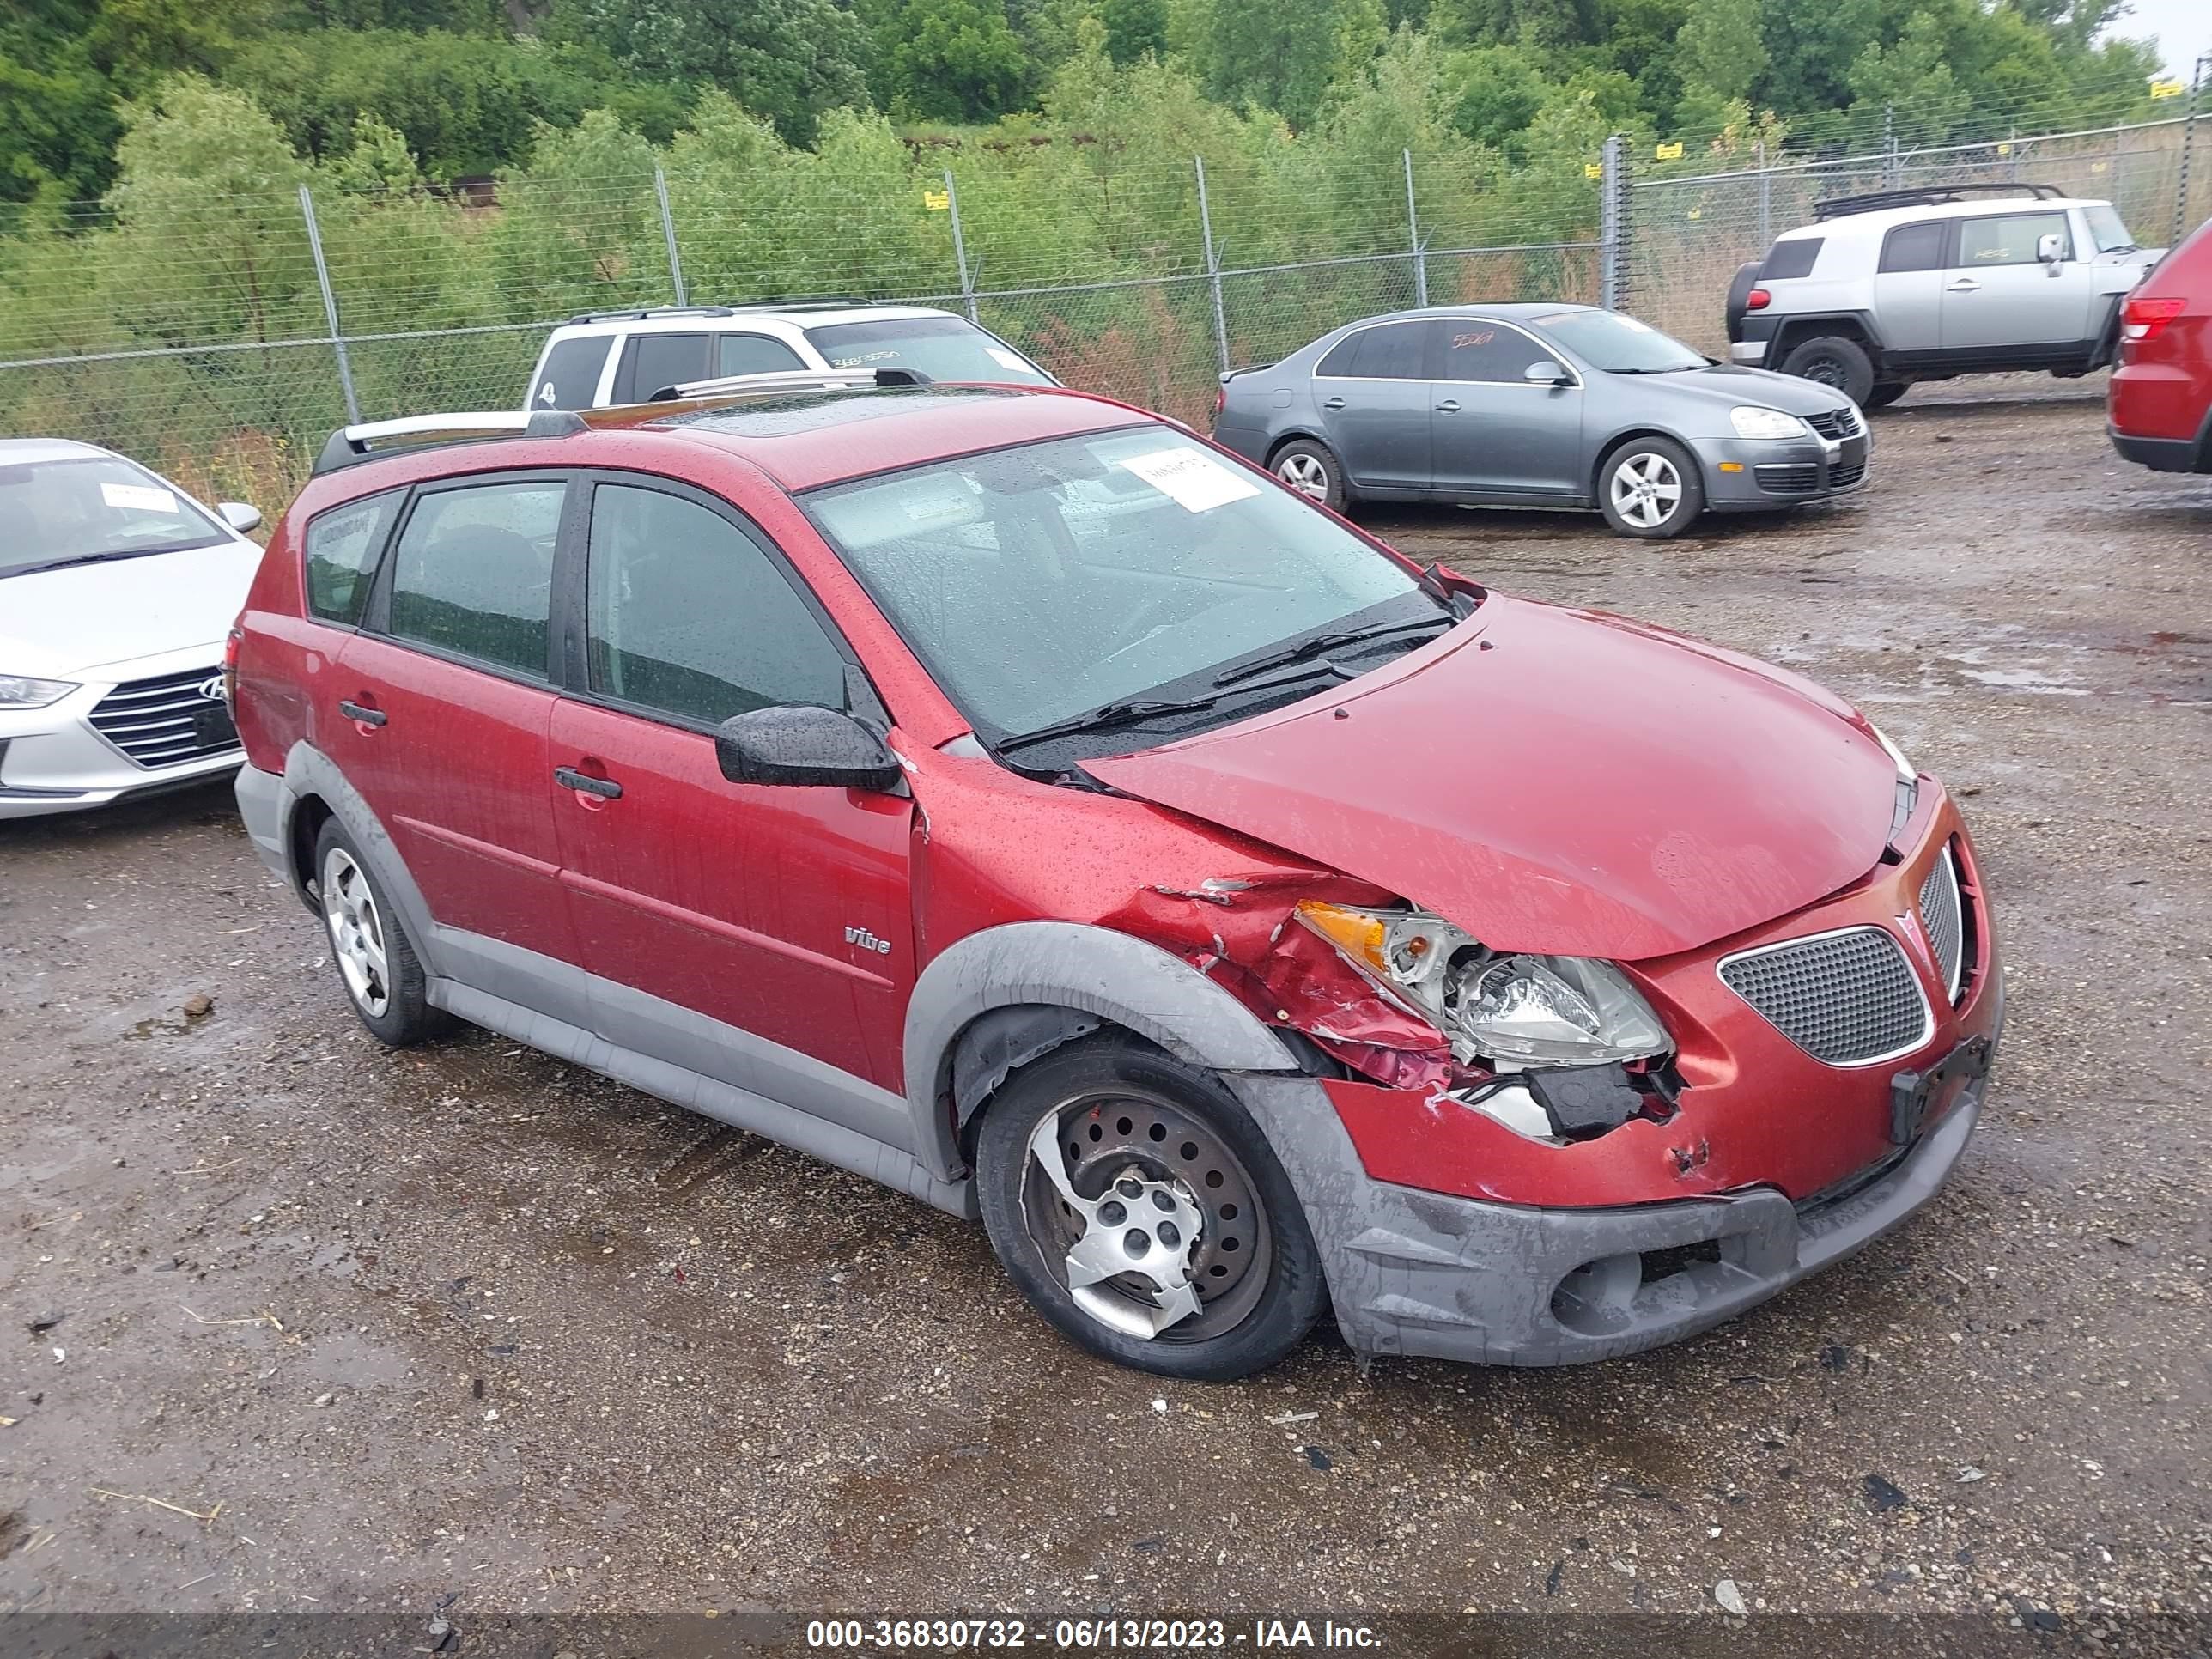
[1810,183,2066,222]
[562,304,738,324]
[715,296,880,313]
[312,410,586,477]
[654,366,933,401]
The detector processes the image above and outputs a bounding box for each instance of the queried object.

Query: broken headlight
[1295,902,1671,1067]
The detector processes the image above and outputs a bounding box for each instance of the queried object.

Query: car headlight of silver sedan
[1296,901,1672,1067]
[1730,405,1809,441]
[0,675,77,709]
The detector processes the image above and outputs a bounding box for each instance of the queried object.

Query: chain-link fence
[2,91,2206,505]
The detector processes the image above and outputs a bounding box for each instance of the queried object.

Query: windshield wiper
[1213,613,1452,688]
[995,696,1223,753]
[2,546,183,578]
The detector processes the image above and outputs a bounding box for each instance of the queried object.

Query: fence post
[1599,134,1626,311]
[943,170,979,324]
[1403,149,1428,307]
[654,166,688,307]
[2177,52,2207,251]
[1194,155,1231,376]
[297,185,360,426]
[1755,140,1771,245]
[1882,104,1899,188]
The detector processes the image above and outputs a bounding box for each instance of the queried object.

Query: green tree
[1676,0,1765,105]
[1201,0,1338,126]
[872,0,1031,121]
[1097,0,1170,66]
[1847,12,1968,144]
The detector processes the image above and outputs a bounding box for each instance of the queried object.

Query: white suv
[1724,185,2161,408]
[523,301,1054,410]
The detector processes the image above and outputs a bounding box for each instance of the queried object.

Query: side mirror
[715,704,903,792]
[219,501,263,534]
[1524,361,1571,387]
[2036,232,2064,272]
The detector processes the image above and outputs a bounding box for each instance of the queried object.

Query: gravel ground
[2,385,2209,1644]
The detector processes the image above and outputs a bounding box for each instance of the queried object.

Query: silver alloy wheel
[1277,452,1330,501]
[320,845,391,1018]
[1018,1089,1272,1342]
[1609,450,1684,530]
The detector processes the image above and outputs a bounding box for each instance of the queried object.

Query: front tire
[1864,381,1909,410]
[1780,335,1876,406]
[1597,436,1705,539]
[975,1035,1327,1380]
[313,819,451,1048]
[1271,438,1347,514]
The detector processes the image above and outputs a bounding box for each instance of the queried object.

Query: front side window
[385,480,562,678]
[804,315,1050,384]
[585,483,848,725]
[2082,204,2138,253]
[806,427,1437,741]
[1534,309,1705,374]
[305,490,402,625]
[1956,212,2071,268]
[530,336,612,410]
[1434,320,1551,383]
[1879,221,1948,274]
[0,455,227,577]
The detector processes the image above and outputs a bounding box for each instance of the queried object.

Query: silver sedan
[1211,304,1870,538]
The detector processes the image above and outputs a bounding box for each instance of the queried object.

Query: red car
[2109,215,2212,471]
[230,386,2001,1379]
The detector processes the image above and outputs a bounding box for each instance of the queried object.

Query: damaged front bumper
[1236,984,1995,1365]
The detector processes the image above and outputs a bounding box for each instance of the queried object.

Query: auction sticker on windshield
[100,481,179,514]
[1115,446,1260,514]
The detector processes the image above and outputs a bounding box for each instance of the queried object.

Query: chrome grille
[1918,843,1965,1002]
[1805,407,1862,440]
[87,667,238,769]
[1718,926,1931,1066]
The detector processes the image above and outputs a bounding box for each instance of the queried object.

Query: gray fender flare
[902,921,1301,1182]
[276,740,447,980]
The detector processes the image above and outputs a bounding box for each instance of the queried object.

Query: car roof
[1778,197,2109,239]
[1343,302,1594,326]
[0,436,114,465]
[548,303,957,339]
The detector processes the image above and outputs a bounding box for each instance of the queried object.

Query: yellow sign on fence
[923,189,951,211]
[1584,163,1604,179]
[1655,141,1685,161]
[2150,78,2186,99]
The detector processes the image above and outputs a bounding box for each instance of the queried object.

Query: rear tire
[1596,435,1705,540]
[1779,335,1876,406]
[1271,438,1348,514]
[974,1035,1327,1380]
[1864,382,1909,410]
[313,819,452,1048]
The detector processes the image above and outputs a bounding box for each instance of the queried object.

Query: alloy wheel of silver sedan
[1018,1086,1273,1343]
[1608,450,1685,531]
[1276,452,1331,501]
[321,844,391,1018]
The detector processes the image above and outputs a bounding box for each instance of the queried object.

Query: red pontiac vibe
[229,384,2001,1379]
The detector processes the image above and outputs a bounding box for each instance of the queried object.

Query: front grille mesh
[1830,455,1867,487]
[1805,408,1863,440]
[1919,844,1965,1001]
[1755,462,1820,495]
[88,667,237,769]
[1720,927,1929,1065]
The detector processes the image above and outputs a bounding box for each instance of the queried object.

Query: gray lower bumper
[234,761,294,884]
[1233,1064,1988,1368]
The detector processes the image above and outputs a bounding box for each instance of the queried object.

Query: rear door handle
[554,765,623,801]
[1322,396,1347,410]
[337,699,386,727]
[1435,398,1462,413]
[1946,277,1981,292]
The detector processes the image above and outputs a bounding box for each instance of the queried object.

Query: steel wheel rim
[1802,356,1848,390]
[1610,452,1683,529]
[1278,453,1330,500]
[321,846,391,1018]
[1018,1085,1273,1343]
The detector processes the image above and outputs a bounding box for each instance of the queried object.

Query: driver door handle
[1322,396,1346,410]
[1435,398,1462,413]
[1946,277,1982,292]
[337,699,386,727]
[554,765,623,800]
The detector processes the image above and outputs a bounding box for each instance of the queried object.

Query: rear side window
[386,480,564,678]
[1759,238,1823,280]
[714,332,806,378]
[1322,322,1427,380]
[304,490,402,625]
[584,483,848,724]
[613,332,712,403]
[1957,212,2072,268]
[1879,222,1948,273]
[529,337,612,410]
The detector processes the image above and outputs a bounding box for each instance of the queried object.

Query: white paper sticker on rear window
[100,481,179,514]
[1113,446,1261,514]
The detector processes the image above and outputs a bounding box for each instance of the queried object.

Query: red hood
[1087,595,1897,961]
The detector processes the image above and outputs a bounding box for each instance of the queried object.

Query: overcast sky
[2111,0,2208,82]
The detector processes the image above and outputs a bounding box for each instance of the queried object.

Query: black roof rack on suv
[1810,183,2067,222]
[715,296,878,313]
[562,305,738,324]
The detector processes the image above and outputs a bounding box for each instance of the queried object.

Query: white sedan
[1,438,264,818]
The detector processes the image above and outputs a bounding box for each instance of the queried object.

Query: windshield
[2083,204,2137,253]
[805,428,1440,744]
[1535,309,1706,373]
[805,316,1054,386]
[0,455,227,575]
